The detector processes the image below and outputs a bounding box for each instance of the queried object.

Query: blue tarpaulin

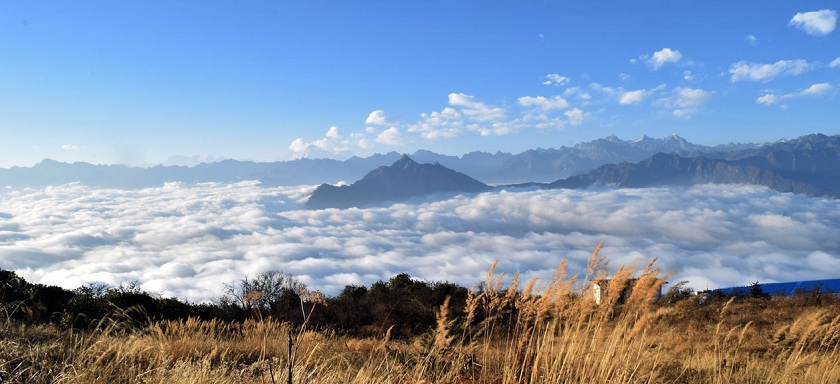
[718,278,840,297]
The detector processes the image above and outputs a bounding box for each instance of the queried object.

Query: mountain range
[306,133,840,208]
[0,134,758,188]
[3,133,839,206]
[548,133,840,197]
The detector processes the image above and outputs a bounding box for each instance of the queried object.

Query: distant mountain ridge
[481,134,754,183]
[546,134,840,198]
[0,134,762,188]
[305,155,492,209]
[305,134,840,209]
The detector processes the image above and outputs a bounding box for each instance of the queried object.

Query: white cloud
[564,108,589,125]
[325,126,341,139]
[671,87,713,108]
[2,184,838,302]
[287,126,370,158]
[756,94,781,105]
[756,83,833,106]
[728,60,814,82]
[619,89,651,105]
[594,84,665,105]
[801,83,832,95]
[789,9,837,36]
[563,87,592,101]
[831,57,840,68]
[288,138,309,157]
[656,87,712,118]
[470,122,522,136]
[745,34,759,45]
[365,110,393,126]
[619,73,631,82]
[375,127,403,146]
[448,93,478,107]
[408,107,463,140]
[590,83,616,96]
[543,74,570,86]
[647,48,682,70]
[448,93,506,122]
[407,93,512,141]
[517,95,569,111]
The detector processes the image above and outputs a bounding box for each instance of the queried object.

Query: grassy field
[2,245,839,383]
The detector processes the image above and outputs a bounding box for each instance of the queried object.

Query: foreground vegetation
[2,244,839,383]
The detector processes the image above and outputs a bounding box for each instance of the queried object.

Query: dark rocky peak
[394,154,418,169]
[306,156,491,209]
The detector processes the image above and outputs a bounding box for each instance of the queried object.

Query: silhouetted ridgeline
[305,134,840,209]
[547,134,840,198]
[0,134,763,188]
[3,134,838,203]
[305,155,492,209]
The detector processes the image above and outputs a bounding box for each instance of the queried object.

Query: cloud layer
[1,183,838,302]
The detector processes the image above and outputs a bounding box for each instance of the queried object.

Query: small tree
[661,281,694,305]
[222,270,306,316]
[750,281,770,300]
[61,283,109,329]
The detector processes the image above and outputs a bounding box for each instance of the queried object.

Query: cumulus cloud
[288,126,371,158]
[325,126,341,139]
[756,94,780,105]
[647,48,682,70]
[670,87,713,108]
[408,107,464,140]
[745,34,759,45]
[756,83,833,106]
[517,95,569,111]
[656,87,712,118]
[408,93,510,140]
[448,93,506,122]
[1,183,838,302]
[365,110,394,126]
[619,89,651,105]
[830,57,840,68]
[289,92,517,155]
[729,60,814,82]
[789,9,837,36]
[288,138,309,157]
[375,127,403,145]
[564,108,589,125]
[543,74,570,86]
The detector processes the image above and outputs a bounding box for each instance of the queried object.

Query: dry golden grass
[2,245,840,383]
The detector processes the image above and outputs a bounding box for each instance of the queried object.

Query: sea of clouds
[1,182,838,303]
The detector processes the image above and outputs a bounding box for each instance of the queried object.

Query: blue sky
[1,1,838,167]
